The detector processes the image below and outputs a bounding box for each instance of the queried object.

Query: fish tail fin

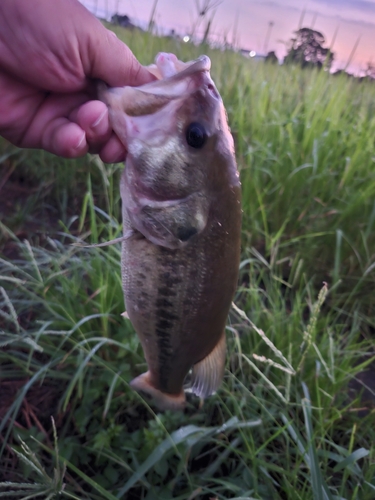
[189,330,226,398]
[130,372,186,411]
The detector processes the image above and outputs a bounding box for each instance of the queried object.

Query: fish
[99,52,241,410]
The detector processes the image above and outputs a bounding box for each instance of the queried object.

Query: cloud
[250,0,375,30]
[309,0,375,27]
[328,16,375,30]
[252,0,300,11]
[312,0,375,13]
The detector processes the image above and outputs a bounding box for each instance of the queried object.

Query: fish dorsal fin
[189,330,226,398]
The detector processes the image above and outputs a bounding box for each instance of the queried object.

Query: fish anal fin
[130,371,186,411]
[190,331,226,399]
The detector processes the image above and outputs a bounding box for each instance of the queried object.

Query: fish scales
[100,52,241,410]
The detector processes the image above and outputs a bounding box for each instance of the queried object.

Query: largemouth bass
[100,53,241,410]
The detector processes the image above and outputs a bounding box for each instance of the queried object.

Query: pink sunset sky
[82,0,375,73]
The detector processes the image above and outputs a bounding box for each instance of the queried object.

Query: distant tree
[285,28,334,69]
[265,51,278,64]
[111,14,136,29]
[365,62,375,80]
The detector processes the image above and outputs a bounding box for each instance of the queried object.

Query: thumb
[86,24,156,87]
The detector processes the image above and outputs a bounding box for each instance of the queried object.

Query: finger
[98,133,126,163]
[84,25,156,87]
[43,119,88,158]
[21,93,90,157]
[72,100,111,153]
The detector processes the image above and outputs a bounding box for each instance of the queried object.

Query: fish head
[99,55,237,190]
[99,54,240,247]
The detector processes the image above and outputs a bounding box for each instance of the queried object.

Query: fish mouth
[145,55,211,86]
[98,54,221,126]
[180,55,211,75]
[130,55,219,104]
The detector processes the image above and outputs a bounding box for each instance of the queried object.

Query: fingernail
[92,109,106,128]
[75,131,86,150]
[91,109,107,135]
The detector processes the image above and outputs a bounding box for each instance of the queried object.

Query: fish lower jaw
[130,372,186,411]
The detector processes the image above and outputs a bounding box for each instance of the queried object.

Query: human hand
[0,0,155,162]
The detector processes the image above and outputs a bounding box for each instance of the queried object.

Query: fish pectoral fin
[189,330,226,398]
[130,371,186,411]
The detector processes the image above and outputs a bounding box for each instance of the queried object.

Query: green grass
[1,25,375,499]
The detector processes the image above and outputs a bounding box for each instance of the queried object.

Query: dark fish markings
[157,309,178,321]
[155,262,182,391]
[160,271,182,287]
[157,286,177,297]
[156,297,174,308]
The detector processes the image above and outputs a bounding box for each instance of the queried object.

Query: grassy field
[1,25,375,500]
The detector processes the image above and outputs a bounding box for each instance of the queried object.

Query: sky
[81,0,375,74]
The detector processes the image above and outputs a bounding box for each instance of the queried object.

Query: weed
[1,24,375,500]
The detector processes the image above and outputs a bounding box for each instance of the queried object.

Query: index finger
[84,25,156,88]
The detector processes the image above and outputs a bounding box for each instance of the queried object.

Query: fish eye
[186,123,207,149]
